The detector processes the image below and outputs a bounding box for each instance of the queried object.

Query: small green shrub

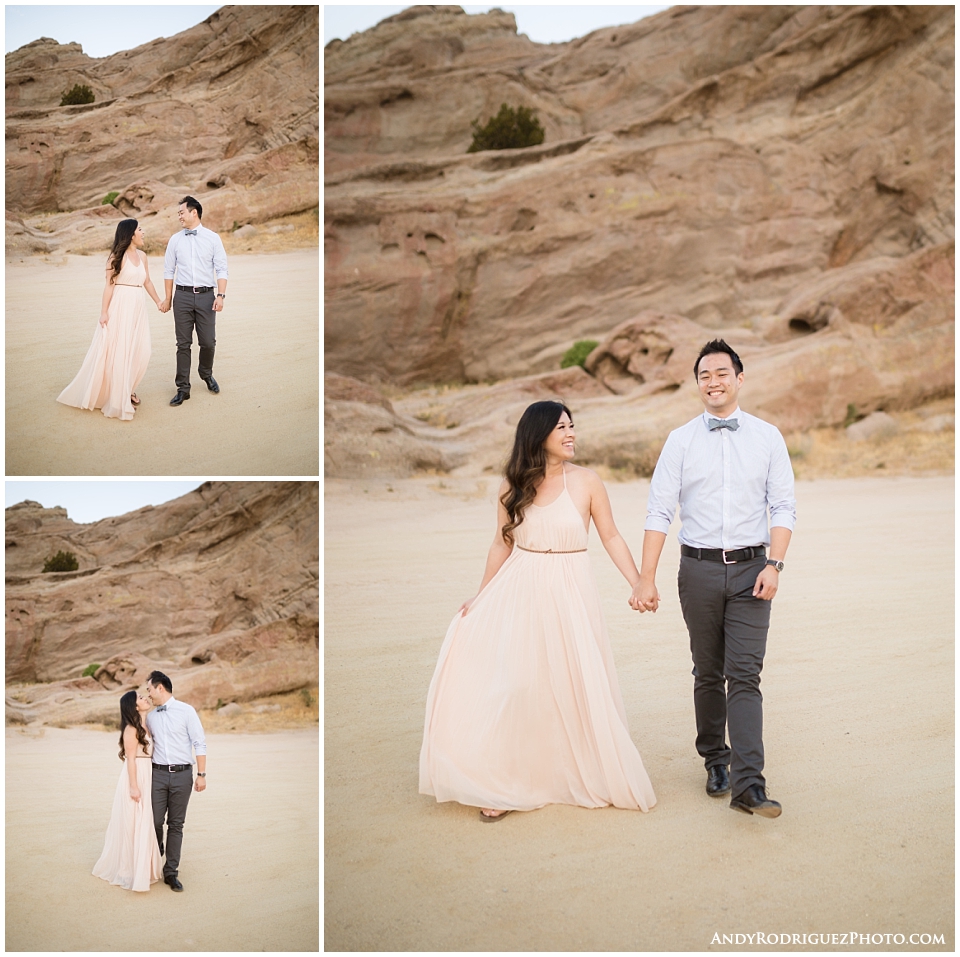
[843,403,862,428]
[60,84,95,106]
[467,103,545,153]
[82,663,100,678]
[43,550,79,573]
[301,688,315,708]
[102,191,119,206]
[560,340,599,370]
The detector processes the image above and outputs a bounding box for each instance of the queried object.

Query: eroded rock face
[5,5,318,253]
[5,481,318,725]
[325,5,953,387]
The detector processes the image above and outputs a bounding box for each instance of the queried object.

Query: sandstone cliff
[6,5,318,254]
[6,481,318,726]
[324,5,953,477]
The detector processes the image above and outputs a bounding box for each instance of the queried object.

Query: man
[145,670,207,891]
[631,339,795,818]
[161,196,229,406]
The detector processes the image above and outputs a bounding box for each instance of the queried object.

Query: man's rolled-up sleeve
[767,431,797,530]
[163,235,177,280]
[645,431,682,533]
[213,236,228,280]
[188,707,207,756]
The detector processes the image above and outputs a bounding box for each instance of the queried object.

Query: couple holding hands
[57,196,228,421]
[420,339,796,823]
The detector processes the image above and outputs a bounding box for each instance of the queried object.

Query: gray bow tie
[708,417,740,431]
[155,705,167,712]
[184,229,197,236]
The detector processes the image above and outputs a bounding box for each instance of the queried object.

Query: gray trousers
[677,554,772,797]
[152,766,193,880]
[172,289,216,392]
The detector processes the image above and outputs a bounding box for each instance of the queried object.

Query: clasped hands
[629,581,660,614]
[157,299,171,313]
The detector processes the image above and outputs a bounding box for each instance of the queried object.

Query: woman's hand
[99,311,110,327]
[458,596,477,617]
[129,784,141,803]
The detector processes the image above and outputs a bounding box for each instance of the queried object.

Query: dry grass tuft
[785,401,954,479]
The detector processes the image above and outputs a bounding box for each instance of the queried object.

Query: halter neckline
[531,464,568,509]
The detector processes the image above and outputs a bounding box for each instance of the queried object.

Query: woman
[57,219,159,420]
[420,400,656,820]
[92,690,162,891]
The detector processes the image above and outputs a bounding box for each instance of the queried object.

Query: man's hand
[159,299,171,313]
[753,565,779,600]
[194,775,206,793]
[629,580,660,613]
[212,296,223,313]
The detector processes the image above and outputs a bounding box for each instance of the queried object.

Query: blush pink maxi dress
[420,468,656,813]
[92,736,162,892]
[56,253,151,421]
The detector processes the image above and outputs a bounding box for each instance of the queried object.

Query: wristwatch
[215,293,225,299]
[765,559,784,572]
[197,772,206,777]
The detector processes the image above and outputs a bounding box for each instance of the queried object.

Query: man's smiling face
[177,203,199,229]
[697,352,743,419]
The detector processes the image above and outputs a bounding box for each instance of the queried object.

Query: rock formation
[324,5,953,477]
[6,5,318,254]
[5,481,318,726]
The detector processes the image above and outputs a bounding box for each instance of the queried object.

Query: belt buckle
[722,548,737,564]
[192,286,202,294]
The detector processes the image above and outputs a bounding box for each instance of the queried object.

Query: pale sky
[4,481,211,524]
[5,5,222,57]
[324,4,673,46]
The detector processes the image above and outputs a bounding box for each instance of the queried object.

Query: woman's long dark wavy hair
[117,690,149,761]
[107,219,139,282]
[500,400,573,546]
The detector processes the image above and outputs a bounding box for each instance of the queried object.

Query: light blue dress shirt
[145,696,207,765]
[163,224,229,287]
[645,408,797,549]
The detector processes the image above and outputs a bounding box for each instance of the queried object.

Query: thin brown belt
[516,545,587,554]
[114,283,143,287]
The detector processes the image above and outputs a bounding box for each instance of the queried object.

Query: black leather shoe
[169,391,190,406]
[730,784,782,818]
[203,376,219,394]
[165,875,184,892]
[706,765,731,797]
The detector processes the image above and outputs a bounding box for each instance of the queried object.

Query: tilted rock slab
[329,240,953,477]
[5,481,318,725]
[325,5,953,385]
[6,5,318,253]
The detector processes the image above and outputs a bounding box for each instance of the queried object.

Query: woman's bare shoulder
[566,462,602,484]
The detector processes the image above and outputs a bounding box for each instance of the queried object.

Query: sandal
[479,809,513,823]
[130,393,141,406]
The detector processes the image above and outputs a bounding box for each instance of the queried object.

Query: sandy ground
[325,474,954,951]
[6,727,319,952]
[5,249,319,475]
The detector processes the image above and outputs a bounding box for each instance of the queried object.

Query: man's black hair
[694,338,743,379]
[179,195,203,220]
[147,670,173,693]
